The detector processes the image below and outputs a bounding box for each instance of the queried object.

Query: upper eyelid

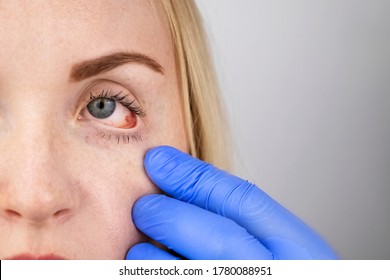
[88,88,125,100]
[80,81,132,106]
[87,88,146,116]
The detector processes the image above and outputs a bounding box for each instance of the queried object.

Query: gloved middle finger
[132,194,273,260]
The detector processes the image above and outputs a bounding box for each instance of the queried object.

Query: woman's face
[0,0,188,259]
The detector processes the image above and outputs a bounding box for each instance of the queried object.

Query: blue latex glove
[126,146,338,260]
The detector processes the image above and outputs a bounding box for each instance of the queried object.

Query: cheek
[143,95,189,153]
[69,144,157,259]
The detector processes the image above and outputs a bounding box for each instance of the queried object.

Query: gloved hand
[126,146,338,260]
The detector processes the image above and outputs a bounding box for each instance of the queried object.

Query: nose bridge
[16,130,56,190]
[0,104,77,224]
[12,103,56,176]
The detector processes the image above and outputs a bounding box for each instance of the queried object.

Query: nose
[0,117,78,225]
[2,181,75,224]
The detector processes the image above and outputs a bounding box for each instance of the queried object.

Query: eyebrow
[69,51,164,82]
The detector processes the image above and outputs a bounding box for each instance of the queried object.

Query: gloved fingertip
[125,243,149,260]
[144,146,188,181]
[132,194,163,221]
[126,243,180,260]
[145,145,179,168]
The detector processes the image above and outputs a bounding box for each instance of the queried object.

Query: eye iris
[87,97,116,119]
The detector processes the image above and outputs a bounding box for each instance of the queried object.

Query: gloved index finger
[144,146,281,232]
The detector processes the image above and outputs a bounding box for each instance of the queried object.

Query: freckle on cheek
[84,135,90,144]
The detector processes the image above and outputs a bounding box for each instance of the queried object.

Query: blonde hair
[161,0,231,171]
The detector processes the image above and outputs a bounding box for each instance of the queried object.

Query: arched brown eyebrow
[69,51,164,82]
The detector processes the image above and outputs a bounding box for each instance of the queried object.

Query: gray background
[196,0,390,259]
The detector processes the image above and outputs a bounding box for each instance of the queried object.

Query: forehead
[0,0,172,79]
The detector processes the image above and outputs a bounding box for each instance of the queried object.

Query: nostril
[53,209,73,223]
[54,209,70,219]
[5,209,22,218]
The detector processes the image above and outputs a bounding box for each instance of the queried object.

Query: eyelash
[95,130,143,144]
[87,88,146,144]
[88,88,146,118]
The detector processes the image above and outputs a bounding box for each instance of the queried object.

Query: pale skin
[0,0,188,259]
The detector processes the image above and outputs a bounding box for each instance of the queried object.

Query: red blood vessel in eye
[117,113,137,129]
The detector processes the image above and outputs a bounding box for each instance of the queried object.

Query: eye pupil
[87,97,116,119]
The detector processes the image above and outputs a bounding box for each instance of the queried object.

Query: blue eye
[87,97,116,119]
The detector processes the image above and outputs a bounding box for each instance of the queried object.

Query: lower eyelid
[95,130,143,144]
[93,119,143,143]
[77,118,143,145]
